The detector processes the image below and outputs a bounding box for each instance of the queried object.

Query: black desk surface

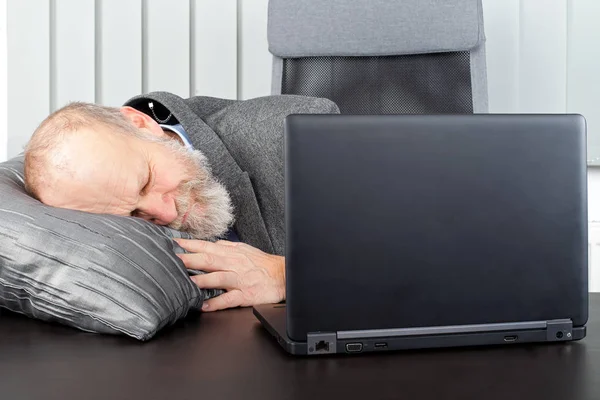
[1,295,599,400]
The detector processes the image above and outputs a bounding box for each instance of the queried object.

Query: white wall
[1,0,600,288]
[7,0,50,158]
[483,0,600,162]
[0,0,7,162]
[4,0,243,158]
[238,0,271,100]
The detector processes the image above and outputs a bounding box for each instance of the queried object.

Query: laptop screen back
[284,114,588,342]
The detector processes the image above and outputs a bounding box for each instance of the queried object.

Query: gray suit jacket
[123,92,339,255]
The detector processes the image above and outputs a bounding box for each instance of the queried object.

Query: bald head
[24,102,146,200]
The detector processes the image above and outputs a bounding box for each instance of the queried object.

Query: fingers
[175,238,284,313]
[215,240,244,247]
[191,271,237,290]
[177,252,242,272]
[201,291,244,312]
[174,238,237,256]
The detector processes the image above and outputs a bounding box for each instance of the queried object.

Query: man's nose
[137,194,178,225]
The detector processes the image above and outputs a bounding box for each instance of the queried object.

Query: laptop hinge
[546,319,573,342]
[307,332,337,355]
[337,320,547,340]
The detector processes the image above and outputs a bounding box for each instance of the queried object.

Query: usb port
[345,343,363,353]
[504,335,518,342]
[374,342,388,349]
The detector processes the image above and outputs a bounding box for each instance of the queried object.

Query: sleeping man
[23,92,339,312]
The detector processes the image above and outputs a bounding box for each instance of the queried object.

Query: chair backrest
[268,0,488,114]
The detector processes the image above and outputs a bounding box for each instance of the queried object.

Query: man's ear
[120,106,151,128]
[120,106,166,138]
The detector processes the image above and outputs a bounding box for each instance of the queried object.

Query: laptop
[253,114,588,355]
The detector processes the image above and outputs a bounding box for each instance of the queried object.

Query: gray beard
[160,141,235,240]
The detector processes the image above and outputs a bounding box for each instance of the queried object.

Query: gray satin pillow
[0,156,218,340]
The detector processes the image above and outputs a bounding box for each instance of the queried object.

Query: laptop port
[374,342,388,349]
[345,343,363,353]
[504,335,518,342]
[307,333,336,355]
[315,340,330,352]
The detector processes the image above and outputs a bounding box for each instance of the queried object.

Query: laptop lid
[284,114,588,342]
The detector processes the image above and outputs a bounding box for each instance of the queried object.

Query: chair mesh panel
[282,52,473,114]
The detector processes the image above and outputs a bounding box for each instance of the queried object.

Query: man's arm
[174,239,285,312]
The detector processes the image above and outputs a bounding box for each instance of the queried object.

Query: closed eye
[140,167,154,196]
[140,180,151,196]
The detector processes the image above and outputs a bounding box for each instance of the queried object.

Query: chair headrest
[268,0,485,58]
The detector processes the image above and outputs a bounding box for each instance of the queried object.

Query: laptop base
[253,304,586,356]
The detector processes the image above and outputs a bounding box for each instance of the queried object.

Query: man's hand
[174,238,285,312]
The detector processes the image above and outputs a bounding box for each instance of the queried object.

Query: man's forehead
[62,126,123,150]
[62,127,141,163]
[54,129,148,193]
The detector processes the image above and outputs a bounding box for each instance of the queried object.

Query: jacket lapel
[123,92,274,254]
